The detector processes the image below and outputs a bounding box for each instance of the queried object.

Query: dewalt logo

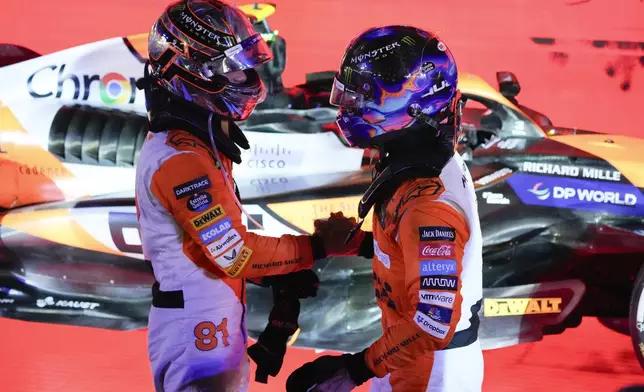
[226,246,253,278]
[483,298,563,317]
[191,205,225,229]
[401,36,415,46]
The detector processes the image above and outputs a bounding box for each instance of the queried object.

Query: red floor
[0,317,642,391]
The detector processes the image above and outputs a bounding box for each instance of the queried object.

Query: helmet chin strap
[207,113,265,231]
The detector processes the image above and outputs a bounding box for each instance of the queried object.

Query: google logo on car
[100,73,133,104]
[27,64,139,105]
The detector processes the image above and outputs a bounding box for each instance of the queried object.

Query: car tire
[629,263,644,370]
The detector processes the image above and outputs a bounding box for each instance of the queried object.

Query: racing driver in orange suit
[286,26,484,391]
[134,1,359,391]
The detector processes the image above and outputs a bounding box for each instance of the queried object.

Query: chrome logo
[27,64,138,105]
[100,73,132,104]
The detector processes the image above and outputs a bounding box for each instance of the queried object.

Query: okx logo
[27,64,138,105]
[508,173,644,217]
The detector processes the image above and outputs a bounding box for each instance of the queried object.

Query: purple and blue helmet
[330,26,461,148]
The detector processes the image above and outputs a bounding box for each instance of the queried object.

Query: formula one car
[1,3,644,369]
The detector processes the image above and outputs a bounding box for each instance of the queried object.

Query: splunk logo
[27,64,138,104]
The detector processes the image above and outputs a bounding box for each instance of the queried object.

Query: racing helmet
[146,0,273,121]
[330,26,462,148]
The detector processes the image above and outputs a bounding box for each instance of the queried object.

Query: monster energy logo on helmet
[167,2,235,50]
[343,66,353,84]
[350,42,402,64]
[401,36,415,46]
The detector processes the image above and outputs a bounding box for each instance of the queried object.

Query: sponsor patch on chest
[419,226,455,242]
[419,290,456,309]
[226,246,253,278]
[420,275,458,291]
[212,240,244,269]
[417,303,453,323]
[206,229,241,256]
[419,243,455,257]
[414,311,450,339]
[187,192,212,212]
[173,175,211,199]
[199,218,232,244]
[419,260,457,275]
[191,205,225,229]
[373,239,391,269]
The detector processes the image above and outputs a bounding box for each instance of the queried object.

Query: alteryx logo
[27,64,139,104]
[508,173,644,217]
[527,182,551,200]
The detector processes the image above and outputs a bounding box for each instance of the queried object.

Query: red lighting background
[0,1,643,391]
[1,0,643,137]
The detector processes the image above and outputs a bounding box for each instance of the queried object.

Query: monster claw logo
[401,36,415,46]
[527,182,551,200]
[343,66,353,83]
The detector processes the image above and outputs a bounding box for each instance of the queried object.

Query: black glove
[248,297,300,383]
[266,269,320,299]
[358,232,374,259]
[286,349,375,392]
[247,270,319,383]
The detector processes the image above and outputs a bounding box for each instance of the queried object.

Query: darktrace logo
[27,64,138,104]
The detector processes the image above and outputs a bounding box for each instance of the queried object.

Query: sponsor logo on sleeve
[418,303,453,323]
[212,240,244,269]
[483,298,563,317]
[173,175,211,199]
[420,260,457,275]
[414,311,450,339]
[206,229,240,255]
[373,239,391,269]
[226,246,253,278]
[199,218,232,244]
[419,243,455,258]
[419,226,455,242]
[191,205,225,229]
[419,291,456,309]
[507,174,644,217]
[420,275,458,291]
[187,192,212,212]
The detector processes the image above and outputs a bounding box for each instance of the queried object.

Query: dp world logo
[527,182,551,200]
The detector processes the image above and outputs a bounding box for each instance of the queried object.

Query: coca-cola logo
[419,243,455,257]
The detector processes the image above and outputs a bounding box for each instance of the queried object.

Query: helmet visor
[329,75,364,109]
[205,34,273,76]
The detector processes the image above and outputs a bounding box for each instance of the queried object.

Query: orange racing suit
[135,129,316,391]
[366,153,483,391]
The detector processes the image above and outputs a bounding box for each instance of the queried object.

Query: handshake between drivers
[313,212,371,258]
